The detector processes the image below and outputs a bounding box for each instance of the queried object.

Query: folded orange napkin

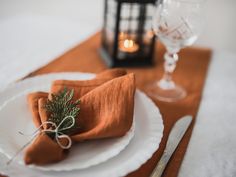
[25,69,135,165]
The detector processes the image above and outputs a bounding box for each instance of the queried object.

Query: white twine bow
[7,116,75,165]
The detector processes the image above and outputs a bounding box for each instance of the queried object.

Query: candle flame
[119,37,139,53]
[124,39,134,49]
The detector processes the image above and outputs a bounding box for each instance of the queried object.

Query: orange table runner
[5,32,211,177]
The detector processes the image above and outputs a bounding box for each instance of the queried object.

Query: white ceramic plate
[0,91,135,171]
[0,72,163,177]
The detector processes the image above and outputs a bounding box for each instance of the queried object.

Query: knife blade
[150,115,192,177]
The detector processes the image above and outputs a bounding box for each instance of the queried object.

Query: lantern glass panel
[117,2,154,60]
[103,0,118,56]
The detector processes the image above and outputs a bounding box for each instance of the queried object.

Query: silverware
[150,115,192,177]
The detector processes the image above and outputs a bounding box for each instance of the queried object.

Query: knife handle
[150,150,170,177]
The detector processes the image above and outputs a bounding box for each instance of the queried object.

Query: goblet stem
[158,52,179,90]
[146,50,186,102]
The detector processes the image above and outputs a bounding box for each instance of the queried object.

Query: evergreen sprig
[43,87,80,135]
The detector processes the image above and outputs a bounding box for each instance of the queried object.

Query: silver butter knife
[150,115,192,177]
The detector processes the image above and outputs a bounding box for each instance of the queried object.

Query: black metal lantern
[100,0,157,67]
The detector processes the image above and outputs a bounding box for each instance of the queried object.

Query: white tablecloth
[0,1,236,176]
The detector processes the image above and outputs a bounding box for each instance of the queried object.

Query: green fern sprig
[43,87,80,135]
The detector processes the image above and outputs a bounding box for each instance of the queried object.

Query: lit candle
[119,39,139,53]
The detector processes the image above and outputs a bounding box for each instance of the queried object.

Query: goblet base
[146,81,187,102]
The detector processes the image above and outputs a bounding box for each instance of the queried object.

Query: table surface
[0,1,236,177]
